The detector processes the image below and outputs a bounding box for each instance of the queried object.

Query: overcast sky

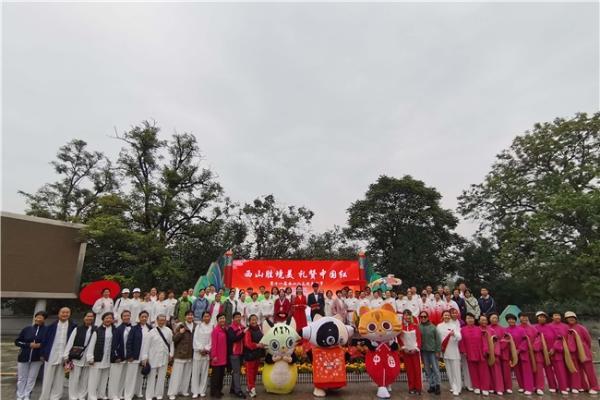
[3,2,598,237]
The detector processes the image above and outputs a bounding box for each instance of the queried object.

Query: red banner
[231,260,362,293]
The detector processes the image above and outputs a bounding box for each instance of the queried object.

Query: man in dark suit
[307,283,325,319]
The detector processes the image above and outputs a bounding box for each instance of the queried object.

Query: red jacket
[398,321,422,352]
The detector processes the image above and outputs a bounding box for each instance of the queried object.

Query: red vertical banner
[230,260,361,292]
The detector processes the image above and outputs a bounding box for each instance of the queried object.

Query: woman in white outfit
[437,310,463,396]
[123,310,152,400]
[191,311,212,398]
[86,312,115,400]
[141,314,174,400]
[63,311,95,400]
[92,289,114,327]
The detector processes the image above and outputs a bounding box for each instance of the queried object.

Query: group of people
[14,281,599,400]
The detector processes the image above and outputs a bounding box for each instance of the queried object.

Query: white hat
[564,311,577,319]
[122,288,130,294]
[535,311,547,318]
[132,288,141,293]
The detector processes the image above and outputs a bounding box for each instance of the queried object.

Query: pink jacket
[570,323,593,361]
[491,323,510,361]
[460,325,487,362]
[549,321,569,354]
[210,325,228,366]
[506,325,529,362]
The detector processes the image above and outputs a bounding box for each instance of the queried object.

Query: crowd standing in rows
[15,282,599,400]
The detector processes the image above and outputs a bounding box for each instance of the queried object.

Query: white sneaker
[518,389,525,393]
[200,394,206,398]
[182,394,189,397]
[192,395,198,399]
[589,390,598,395]
[536,389,544,395]
[250,388,256,397]
[387,385,393,393]
[549,389,557,393]
[452,391,460,396]
[506,389,513,394]
[497,392,503,396]
[482,390,490,396]
[376,387,391,399]
[524,391,532,396]
[572,389,579,394]
[169,396,176,400]
[468,387,474,392]
[313,388,326,397]
[474,389,481,394]
[561,391,569,395]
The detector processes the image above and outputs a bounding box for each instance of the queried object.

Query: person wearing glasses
[419,311,441,395]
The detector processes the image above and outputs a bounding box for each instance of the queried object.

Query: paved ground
[2,338,599,400]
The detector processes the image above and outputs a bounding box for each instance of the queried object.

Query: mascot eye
[270,339,280,351]
[326,336,336,345]
[382,321,392,331]
[367,322,377,332]
[286,337,295,348]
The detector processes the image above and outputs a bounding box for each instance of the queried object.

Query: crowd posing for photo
[15,282,599,400]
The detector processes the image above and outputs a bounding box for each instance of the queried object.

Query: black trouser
[310,309,323,319]
[210,365,225,396]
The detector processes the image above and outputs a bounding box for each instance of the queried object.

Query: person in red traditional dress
[273,290,291,323]
[291,285,308,334]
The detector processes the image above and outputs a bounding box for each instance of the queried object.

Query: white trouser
[191,356,210,396]
[167,359,192,396]
[346,311,356,326]
[87,365,110,400]
[108,363,126,399]
[39,362,65,400]
[135,365,145,397]
[68,364,90,400]
[445,358,462,393]
[461,354,472,389]
[145,366,167,400]
[16,361,43,399]
[123,363,141,400]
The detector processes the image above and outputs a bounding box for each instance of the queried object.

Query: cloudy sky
[3,2,598,237]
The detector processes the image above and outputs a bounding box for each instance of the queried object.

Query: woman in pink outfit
[533,312,558,394]
[480,315,503,395]
[489,312,513,394]
[209,313,228,398]
[460,313,491,396]
[505,313,534,395]
[565,311,599,394]
[549,312,571,394]
[519,313,541,395]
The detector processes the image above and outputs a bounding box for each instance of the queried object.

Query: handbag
[141,361,151,376]
[68,327,93,360]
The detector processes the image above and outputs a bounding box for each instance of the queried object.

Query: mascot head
[302,315,354,347]
[260,317,300,358]
[357,303,401,342]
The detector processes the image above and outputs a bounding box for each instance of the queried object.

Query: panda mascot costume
[302,315,354,397]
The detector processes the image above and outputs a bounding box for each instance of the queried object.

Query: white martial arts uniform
[437,321,463,394]
[63,326,93,400]
[191,322,212,397]
[40,320,70,400]
[113,297,133,326]
[141,326,174,400]
[245,300,261,323]
[86,326,113,400]
[369,297,384,309]
[259,298,274,324]
[92,298,114,326]
[344,297,359,326]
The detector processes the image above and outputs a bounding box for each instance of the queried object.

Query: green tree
[346,175,461,287]
[458,112,600,302]
[455,236,504,291]
[19,139,116,222]
[239,194,314,258]
[297,226,360,259]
